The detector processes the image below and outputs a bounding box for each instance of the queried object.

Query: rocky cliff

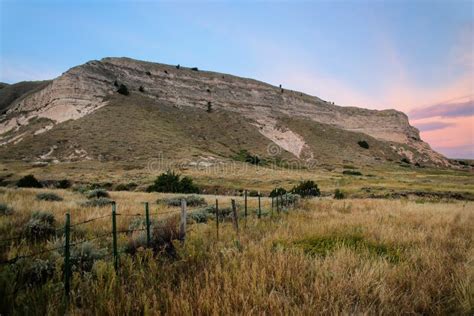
[0,57,448,166]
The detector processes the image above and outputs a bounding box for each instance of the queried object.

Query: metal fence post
[145,202,151,247]
[244,190,248,219]
[64,213,71,299]
[258,192,262,219]
[112,202,118,272]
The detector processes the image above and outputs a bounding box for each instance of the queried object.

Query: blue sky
[1,0,473,158]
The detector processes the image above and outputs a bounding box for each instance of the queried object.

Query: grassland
[0,187,473,314]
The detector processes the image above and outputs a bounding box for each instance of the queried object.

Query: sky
[1,0,473,158]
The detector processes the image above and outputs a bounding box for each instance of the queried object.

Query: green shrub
[81,198,114,208]
[291,180,320,198]
[24,211,56,240]
[343,170,362,176]
[86,189,110,199]
[16,258,55,286]
[117,84,129,96]
[69,242,106,272]
[139,86,145,92]
[191,67,199,71]
[115,182,137,191]
[334,189,345,200]
[270,187,287,197]
[36,192,63,202]
[358,140,369,149]
[0,203,13,216]
[158,195,207,207]
[17,175,42,188]
[187,209,212,223]
[147,170,199,193]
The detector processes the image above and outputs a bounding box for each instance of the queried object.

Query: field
[1,187,473,314]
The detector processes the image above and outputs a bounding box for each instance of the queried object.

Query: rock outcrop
[0,57,449,166]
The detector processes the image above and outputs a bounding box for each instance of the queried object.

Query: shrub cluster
[115,182,138,191]
[81,198,114,208]
[147,171,199,193]
[158,195,207,207]
[270,187,287,197]
[291,180,320,198]
[36,192,63,202]
[24,211,56,240]
[17,175,42,188]
[117,84,129,96]
[86,189,110,199]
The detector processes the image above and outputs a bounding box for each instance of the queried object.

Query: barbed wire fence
[0,191,297,302]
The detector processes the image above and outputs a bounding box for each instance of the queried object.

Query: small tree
[291,180,320,198]
[139,86,145,93]
[17,175,42,188]
[147,170,199,193]
[117,84,129,96]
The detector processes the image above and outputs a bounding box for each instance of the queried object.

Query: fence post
[112,202,118,272]
[145,202,151,247]
[277,195,280,213]
[244,190,248,219]
[258,192,262,219]
[180,199,187,242]
[215,198,219,240]
[285,193,288,208]
[231,199,239,233]
[64,213,71,299]
[271,196,274,215]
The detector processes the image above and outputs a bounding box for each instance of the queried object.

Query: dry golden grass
[0,188,473,315]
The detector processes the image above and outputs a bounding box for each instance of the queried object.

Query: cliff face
[0,57,448,166]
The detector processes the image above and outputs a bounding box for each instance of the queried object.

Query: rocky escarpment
[0,57,448,166]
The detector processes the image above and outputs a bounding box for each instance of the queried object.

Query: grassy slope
[0,188,472,314]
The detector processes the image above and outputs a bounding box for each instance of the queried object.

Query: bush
[115,182,137,191]
[16,258,55,286]
[358,140,369,149]
[248,190,260,197]
[191,67,199,71]
[0,203,13,216]
[81,198,114,208]
[126,216,181,258]
[270,187,287,197]
[117,84,129,96]
[158,195,207,207]
[139,86,145,92]
[17,175,42,188]
[24,211,56,240]
[187,209,212,223]
[36,192,63,202]
[57,179,71,189]
[147,171,199,193]
[334,189,345,200]
[145,71,151,76]
[343,170,362,176]
[86,189,110,199]
[291,180,320,198]
[69,242,106,272]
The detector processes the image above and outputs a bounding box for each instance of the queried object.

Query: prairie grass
[0,188,473,315]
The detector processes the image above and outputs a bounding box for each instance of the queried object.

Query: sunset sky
[1,0,473,158]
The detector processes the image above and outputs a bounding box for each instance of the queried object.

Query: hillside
[0,57,448,167]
